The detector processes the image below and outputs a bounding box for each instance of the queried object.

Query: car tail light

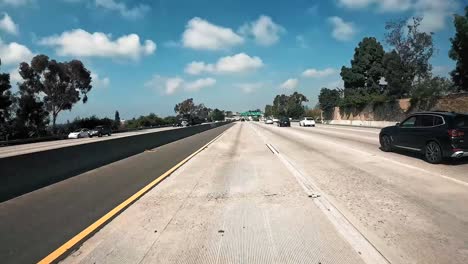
[448,129,465,137]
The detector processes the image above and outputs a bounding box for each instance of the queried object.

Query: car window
[434,116,444,126]
[455,115,468,128]
[306,118,314,120]
[418,115,435,127]
[401,116,417,127]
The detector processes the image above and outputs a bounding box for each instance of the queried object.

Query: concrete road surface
[0,126,178,158]
[0,125,231,264]
[63,122,468,264]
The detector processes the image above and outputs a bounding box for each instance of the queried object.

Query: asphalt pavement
[0,124,232,264]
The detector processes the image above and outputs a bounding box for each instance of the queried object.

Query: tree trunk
[52,112,57,135]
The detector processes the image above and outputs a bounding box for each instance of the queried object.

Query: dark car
[89,125,112,137]
[277,117,291,127]
[379,112,468,163]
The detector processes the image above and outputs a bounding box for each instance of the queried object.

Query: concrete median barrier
[0,122,231,202]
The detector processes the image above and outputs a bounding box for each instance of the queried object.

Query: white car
[272,118,279,124]
[265,119,274,124]
[299,117,316,127]
[68,128,90,139]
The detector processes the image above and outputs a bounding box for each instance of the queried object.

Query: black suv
[277,117,291,127]
[380,112,468,163]
[89,125,112,137]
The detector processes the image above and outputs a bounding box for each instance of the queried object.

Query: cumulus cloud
[182,17,244,50]
[337,0,458,32]
[145,75,216,95]
[328,16,357,41]
[91,73,110,88]
[235,82,263,94]
[280,78,299,89]
[239,15,285,46]
[0,0,34,7]
[185,78,216,92]
[0,39,33,65]
[302,68,336,78]
[39,29,156,60]
[0,13,18,35]
[185,53,263,75]
[95,0,150,19]
[337,0,412,12]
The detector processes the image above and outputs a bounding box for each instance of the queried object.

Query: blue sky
[0,0,464,122]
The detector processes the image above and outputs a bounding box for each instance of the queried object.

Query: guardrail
[0,124,173,147]
[0,121,232,202]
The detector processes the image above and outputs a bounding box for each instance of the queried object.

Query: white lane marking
[249,123,390,264]
[315,125,381,134]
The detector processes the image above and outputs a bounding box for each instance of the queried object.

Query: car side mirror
[396,122,400,126]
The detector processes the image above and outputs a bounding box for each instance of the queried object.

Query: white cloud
[328,16,357,41]
[280,78,299,89]
[0,0,34,7]
[145,75,215,95]
[413,0,458,33]
[235,82,263,94]
[182,17,244,50]
[337,0,457,32]
[91,73,110,88]
[337,0,412,12]
[302,68,336,78]
[95,0,150,19]
[185,53,264,75]
[9,69,22,83]
[39,29,156,60]
[185,78,216,92]
[145,75,184,95]
[239,15,285,46]
[0,13,18,35]
[0,39,33,65]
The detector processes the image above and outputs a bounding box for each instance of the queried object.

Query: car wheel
[425,141,443,164]
[380,135,393,152]
[108,133,111,136]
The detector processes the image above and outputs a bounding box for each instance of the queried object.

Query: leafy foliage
[210,108,225,121]
[385,17,434,84]
[410,77,456,110]
[19,55,92,131]
[270,92,308,119]
[0,60,13,138]
[450,7,468,92]
[340,37,385,95]
[318,88,341,111]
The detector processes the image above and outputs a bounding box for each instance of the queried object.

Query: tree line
[174,98,227,124]
[264,92,320,119]
[318,8,468,113]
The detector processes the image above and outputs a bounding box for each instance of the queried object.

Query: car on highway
[299,117,316,127]
[379,112,468,163]
[89,126,112,137]
[68,128,90,139]
[265,119,274,124]
[277,117,291,127]
[272,118,279,124]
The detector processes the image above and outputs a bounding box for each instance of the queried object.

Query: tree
[410,77,456,110]
[14,83,49,138]
[174,98,196,117]
[0,59,13,138]
[385,17,434,85]
[286,92,308,118]
[211,108,225,121]
[318,88,341,111]
[264,105,273,117]
[19,55,92,132]
[114,110,121,129]
[449,6,468,92]
[382,50,412,98]
[272,94,289,117]
[340,37,385,95]
[304,108,322,120]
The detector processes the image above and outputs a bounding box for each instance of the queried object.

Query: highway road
[0,124,232,264]
[2,121,468,264]
[0,126,178,158]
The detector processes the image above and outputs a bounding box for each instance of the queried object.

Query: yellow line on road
[38,126,231,264]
